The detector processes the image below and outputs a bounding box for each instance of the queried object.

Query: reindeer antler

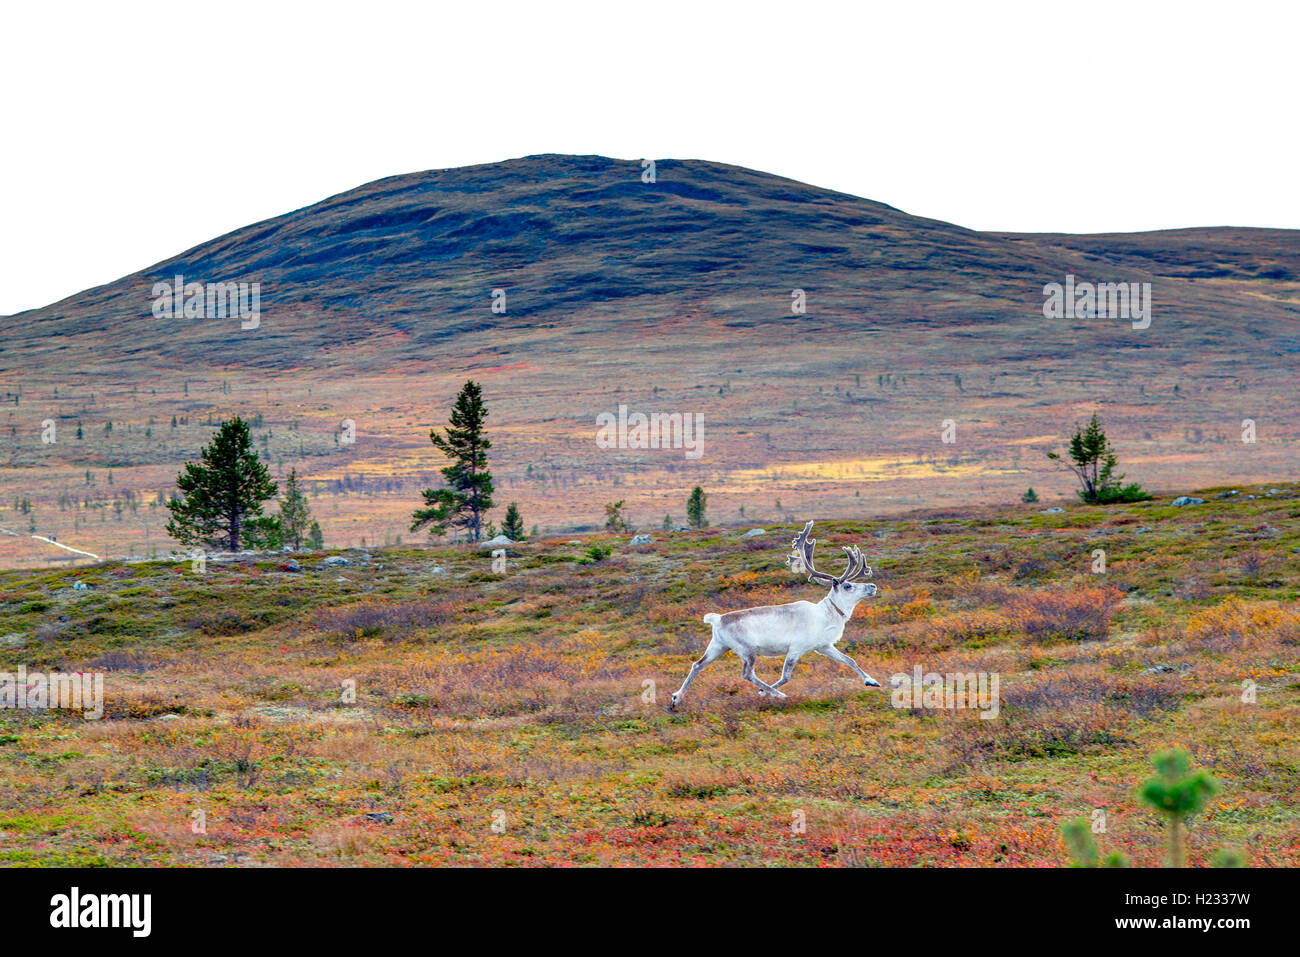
[837,544,872,583]
[791,521,872,585]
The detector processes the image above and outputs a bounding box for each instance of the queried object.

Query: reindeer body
[705,600,841,657]
[670,522,881,708]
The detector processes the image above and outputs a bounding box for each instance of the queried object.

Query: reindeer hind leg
[770,650,804,691]
[740,654,787,699]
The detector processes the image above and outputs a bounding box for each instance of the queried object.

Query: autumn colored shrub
[927,610,1015,647]
[1005,585,1123,642]
[857,589,934,625]
[312,599,461,642]
[100,689,190,720]
[943,670,1185,770]
[1186,595,1300,650]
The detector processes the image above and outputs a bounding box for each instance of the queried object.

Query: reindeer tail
[702,613,721,627]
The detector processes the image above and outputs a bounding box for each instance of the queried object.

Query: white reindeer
[670,521,881,709]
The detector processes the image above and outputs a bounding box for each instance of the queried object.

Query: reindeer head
[790,520,877,606]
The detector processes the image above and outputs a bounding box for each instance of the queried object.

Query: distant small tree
[662,514,672,531]
[604,500,628,533]
[308,520,324,550]
[165,416,277,552]
[501,502,525,540]
[412,381,494,542]
[1047,413,1149,504]
[686,487,707,528]
[278,468,313,549]
[1022,487,1039,503]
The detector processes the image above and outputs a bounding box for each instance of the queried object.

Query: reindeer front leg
[819,645,880,687]
[671,637,727,709]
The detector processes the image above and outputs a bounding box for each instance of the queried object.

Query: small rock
[1171,496,1204,506]
[211,550,261,563]
[1042,507,1065,514]
[429,565,446,574]
[323,556,351,567]
[478,535,515,548]
[566,540,583,545]
[284,559,301,572]
[1217,490,1240,499]
[741,528,767,538]
[1141,664,1175,674]
[364,811,394,825]
[629,534,652,546]
[72,581,89,591]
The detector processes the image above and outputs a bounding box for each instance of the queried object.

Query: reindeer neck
[822,592,850,620]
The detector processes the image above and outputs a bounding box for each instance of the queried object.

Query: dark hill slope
[9,155,1297,382]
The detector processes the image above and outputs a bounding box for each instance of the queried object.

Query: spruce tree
[308,521,324,550]
[278,468,313,549]
[687,487,707,528]
[501,502,525,540]
[165,416,277,551]
[412,381,494,541]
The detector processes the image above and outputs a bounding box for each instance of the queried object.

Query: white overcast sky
[2,0,1297,315]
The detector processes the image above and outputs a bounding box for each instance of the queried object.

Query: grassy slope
[0,485,1297,866]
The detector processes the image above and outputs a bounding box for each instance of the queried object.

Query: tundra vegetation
[0,485,1297,866]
